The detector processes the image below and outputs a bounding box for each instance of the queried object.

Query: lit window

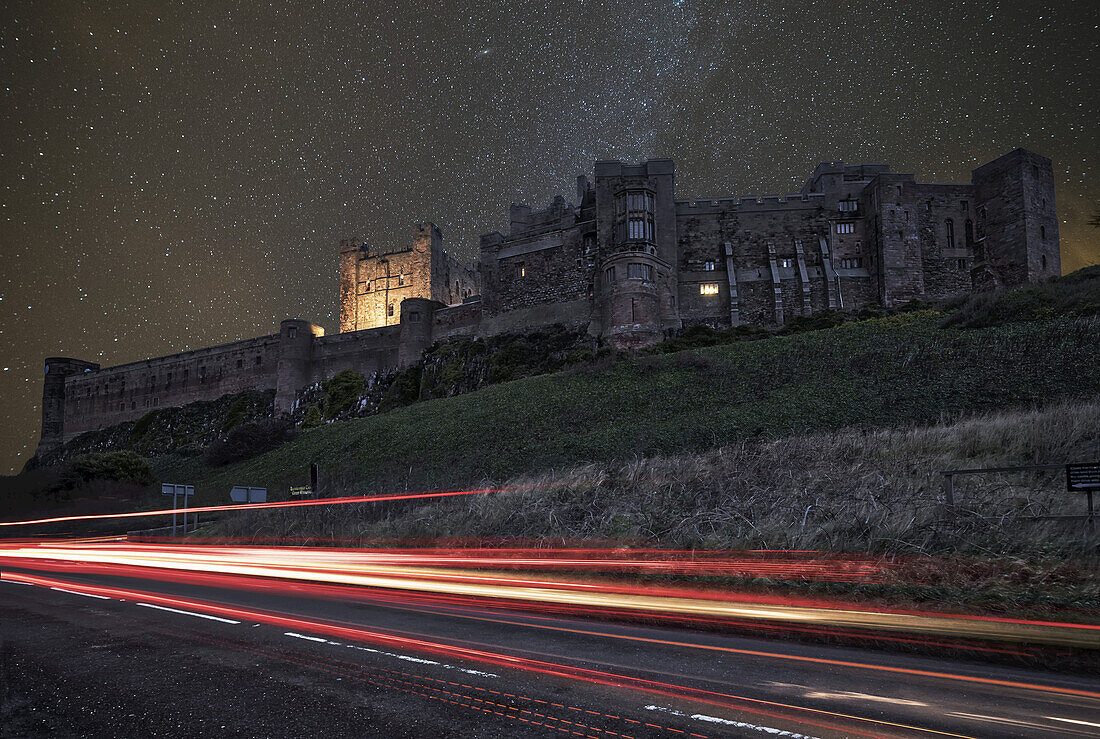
[836,222,855,234]
[854,241,862,253]
[357,281,370,294]
[703,260,715,271]
[700,283,719,295]
[779,258,793,268]
[398,274,404,286]
[838,200,858,212]
[517,262,526,278]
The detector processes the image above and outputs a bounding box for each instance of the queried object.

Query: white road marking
[948,712,1062,730]
[1047,716,1100,729]
[2,579,36,585]
[50,586,110,600]
[764,681,928,707]
[645,705,821,738]
[136,602,240,623]
[283,632,498,678]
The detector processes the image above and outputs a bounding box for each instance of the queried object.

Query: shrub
[302,404,324,428]
[222,395,254,431]
[380,366,423,411]
[60,452,154,489]
[322,370,366,419]
[129,411,158,441]
[204,418,298,466]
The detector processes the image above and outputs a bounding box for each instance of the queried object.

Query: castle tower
[35,357,100,457]
[593,159,680,347]
[338,223,478,333]
[972,149,1061,286]
[275,319,324,415]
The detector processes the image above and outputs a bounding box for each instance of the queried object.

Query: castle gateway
[37,148,1059,455]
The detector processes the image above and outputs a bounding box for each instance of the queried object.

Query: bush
[222,395,254,431]
[60,452,154,489]
[302,404,324,428]
[204,418,298,466]
[323,370,367,419]
[129,411,158,441]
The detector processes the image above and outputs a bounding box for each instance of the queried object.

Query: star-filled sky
[1,1,1097,473]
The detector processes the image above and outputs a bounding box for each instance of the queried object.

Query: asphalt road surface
[2,565,1098,738]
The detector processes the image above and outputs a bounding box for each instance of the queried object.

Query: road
[2,552,1099,738]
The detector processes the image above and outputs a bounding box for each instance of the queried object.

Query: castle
[36,148,1060,456]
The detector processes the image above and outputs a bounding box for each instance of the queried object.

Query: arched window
[1040,225,1046,240]
[945,219,955,247]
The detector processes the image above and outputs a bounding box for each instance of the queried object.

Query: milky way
[1,1,1097,471]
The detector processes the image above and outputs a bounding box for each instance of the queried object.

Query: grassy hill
[152,310,1100,502]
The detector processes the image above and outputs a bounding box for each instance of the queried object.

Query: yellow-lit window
[700,283,719,295]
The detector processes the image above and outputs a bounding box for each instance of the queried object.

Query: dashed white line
[948,712,1062,730]
[1047,716,1100,729]
[645,705,821,739]
[50,586,110,600]
[136,602,240,624]
[283,632,498,678]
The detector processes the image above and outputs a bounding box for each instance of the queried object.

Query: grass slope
[154,312,1100,500]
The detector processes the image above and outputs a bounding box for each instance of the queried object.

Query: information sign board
[1066,463,1100,492]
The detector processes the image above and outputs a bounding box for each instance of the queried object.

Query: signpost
[230,486,267,503]
[161,484,195,536]
[230,487,267,536]
[1067,462,1100,528]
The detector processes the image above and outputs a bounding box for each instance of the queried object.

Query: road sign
[289,485,314,496]
[1066,462,1100,492]
[230,486,267,503]
[161,484,194,496]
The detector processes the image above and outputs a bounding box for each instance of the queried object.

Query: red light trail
[0,486,518,527]
[4,569,1030,738]
[3,540,1097,649]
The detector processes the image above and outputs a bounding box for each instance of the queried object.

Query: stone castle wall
[37,149,1059,457]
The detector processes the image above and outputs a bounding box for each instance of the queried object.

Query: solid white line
[285,631,328,643]
[1047,716,1100,729]
[645,705,820,739]
[136,602,240,624]
[50,586,110,600]
[1,579,36,586]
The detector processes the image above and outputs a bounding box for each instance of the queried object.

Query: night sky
[2,1,1097,473]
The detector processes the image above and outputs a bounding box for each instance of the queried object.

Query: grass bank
[153,312,1100,500]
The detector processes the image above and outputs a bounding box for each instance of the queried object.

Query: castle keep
[37,148,1059,455]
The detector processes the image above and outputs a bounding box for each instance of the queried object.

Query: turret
[593,159,680,347]
[275,319,324,415]
[35,357,99,456]
[398,297,441,367]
